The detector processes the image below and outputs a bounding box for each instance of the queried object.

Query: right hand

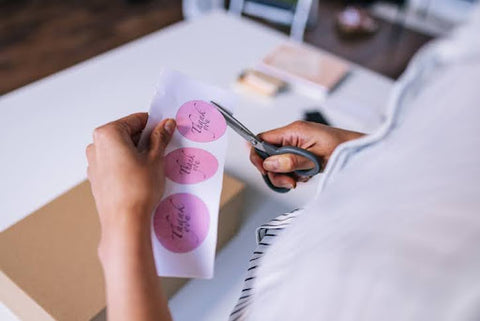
[250,120,364,190]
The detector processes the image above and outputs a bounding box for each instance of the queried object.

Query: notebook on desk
[257,43,350,98]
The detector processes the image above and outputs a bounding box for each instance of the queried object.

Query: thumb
[149,118,176,159]
[263,153,314,173]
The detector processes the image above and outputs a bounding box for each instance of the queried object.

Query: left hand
[86,113,176,247]
[86,113,175,321]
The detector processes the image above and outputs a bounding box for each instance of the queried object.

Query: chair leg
[291,0,314,41]
[183,0,226,19]
[229,0,245,15]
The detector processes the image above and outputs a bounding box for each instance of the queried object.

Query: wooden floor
[0,0,183,95]
[0,0,432,95]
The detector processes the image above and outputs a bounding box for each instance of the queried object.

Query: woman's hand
[86,113,175,321]
[86,113,176,253]
[250,120,364,189]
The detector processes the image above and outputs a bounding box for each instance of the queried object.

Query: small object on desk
[304,109,330,126]
[336,6,379,38]
[211,101,322,194]
[257,43,350,98]
[237,69,288,96]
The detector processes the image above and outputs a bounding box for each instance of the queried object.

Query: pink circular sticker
[153,193,209,253]
[176,100,227,142]
[165,147,218,184]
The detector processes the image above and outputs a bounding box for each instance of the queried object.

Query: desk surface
[0,10,393,320]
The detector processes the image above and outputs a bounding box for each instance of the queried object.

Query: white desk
[0,10,393,320]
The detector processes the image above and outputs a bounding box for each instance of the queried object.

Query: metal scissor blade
[210,101,262,147]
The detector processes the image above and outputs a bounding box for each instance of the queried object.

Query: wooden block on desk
[0,174,245,321]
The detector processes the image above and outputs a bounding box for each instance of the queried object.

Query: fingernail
[164,119,175,135]
[263,158,279,171]
[283,183,294,190]
[287,181,296,189]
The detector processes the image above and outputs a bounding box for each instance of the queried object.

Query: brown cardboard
[0,174,245,321]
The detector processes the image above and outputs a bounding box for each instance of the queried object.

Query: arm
[250,120,364,189]
[86,113,176,321]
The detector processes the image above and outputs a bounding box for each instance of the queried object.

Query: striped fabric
[228,208,304,321]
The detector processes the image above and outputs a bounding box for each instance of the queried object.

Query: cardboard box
[0,174,245,321]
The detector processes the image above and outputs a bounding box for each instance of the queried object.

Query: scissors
[211,101,322,193]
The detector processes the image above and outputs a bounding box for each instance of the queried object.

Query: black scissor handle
[254,147,322,193]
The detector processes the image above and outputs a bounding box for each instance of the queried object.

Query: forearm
[99,214,171,321]
[338,128,365,142]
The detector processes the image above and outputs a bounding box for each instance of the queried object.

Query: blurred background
[1,0,476,96]
[1,1,479,320]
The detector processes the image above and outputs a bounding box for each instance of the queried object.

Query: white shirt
[239,6,480,321]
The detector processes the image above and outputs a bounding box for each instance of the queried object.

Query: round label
[165,147,218,184]
[176,100,226,142]
[153,193,209,253]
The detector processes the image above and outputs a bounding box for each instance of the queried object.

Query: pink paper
[165,147,219,184]
[153,193,210,253]
[176,100,227,142]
